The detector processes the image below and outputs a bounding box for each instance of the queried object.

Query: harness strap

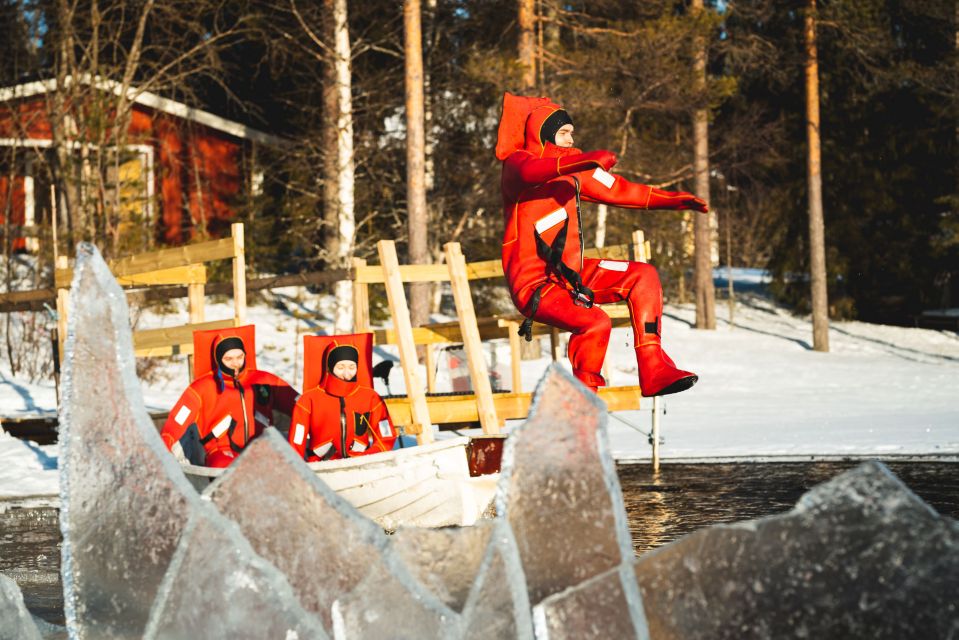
[518,176,594,342]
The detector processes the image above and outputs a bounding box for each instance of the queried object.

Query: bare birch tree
[405,0,430,327]
[329,0,356,332]
[805,0,829,351]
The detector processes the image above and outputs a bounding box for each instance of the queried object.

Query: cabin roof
[0,75,286,147]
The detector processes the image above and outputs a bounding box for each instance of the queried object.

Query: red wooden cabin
[0,77,284,251]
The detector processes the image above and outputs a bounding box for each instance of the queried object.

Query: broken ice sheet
[459,521,534,640]
[143,508,327,640]
[635,461,959,640]
[59,243,197,638]
[205,429,392,633]
[330,556,461,640]
[0,573,42,640]
[532,563,648,640]
[497,365,635,605]
[390,520,494,612]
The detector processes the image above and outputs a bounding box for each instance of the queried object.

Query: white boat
[181,436,502,530]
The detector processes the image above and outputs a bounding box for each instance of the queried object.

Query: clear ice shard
[60,244,321,639]
[58,243,196,638]
[0,573,43,640]
[634,461,959,640]
[330,557,461,640]
[142,508,328,640]
[205,429,394,633]
[459,521,534,640]
[390,519,495,612]
[532,563,648,640]
[497,364,636,605]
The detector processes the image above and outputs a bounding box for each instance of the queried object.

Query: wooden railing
[53,223,247,366]
[353,230,653,443]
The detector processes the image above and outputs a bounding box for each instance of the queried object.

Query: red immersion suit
[160,325,298,467]
[289,335,396,461]
[496,92,708,396]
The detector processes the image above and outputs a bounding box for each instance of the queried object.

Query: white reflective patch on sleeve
[534,208,568,234]
[292,423,306,446]
[378,419,392,438]
[598,260,629,272]
[350,440,368,453]
[174,405,191,426]
[313,442,332,458]
[211,415,232,438]
[592,167,615,189]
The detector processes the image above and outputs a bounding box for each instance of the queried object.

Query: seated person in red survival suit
[497,92,709,397]
[161,325,298,468]
[288,334,396,461]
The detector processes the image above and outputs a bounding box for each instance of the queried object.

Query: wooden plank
[133,319,234,353]
[0,288,56,305]
[352,257,371,332]
[55,237,235,287]
[231,223,246,326]
[354,263,450,284]
[584,242,631,261]
[464,259,503,280]
[445,242,500,434]
[384,385,642,426]
[376,240,433,441]
[115,264,207,287]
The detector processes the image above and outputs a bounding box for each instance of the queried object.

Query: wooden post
[377,240,433,442]
[652,395,661,472]
[444,242,500,434]
[550,327,561,361]
[231,223,247,326]
[632,229,647,263]
[503,319,523,393]
[425,345,437,394]
[187,280,206,379]
[55,255,69,360]
[352,257,370,332]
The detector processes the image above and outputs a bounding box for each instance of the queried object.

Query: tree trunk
[405,0,430,327]
[321,0,339,268]
[805,0,830,351]
[518,0,536,91]
[331,0,356,333]
[692,0,716,330]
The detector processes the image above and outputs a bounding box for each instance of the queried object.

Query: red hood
[495,92,582,160]
[302,332,374,391]
[192,325,257,380]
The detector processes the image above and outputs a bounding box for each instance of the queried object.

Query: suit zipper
[573,176,584,272]
[339,396,348,458]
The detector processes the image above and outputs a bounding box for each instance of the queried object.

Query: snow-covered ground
[1,269,958,499]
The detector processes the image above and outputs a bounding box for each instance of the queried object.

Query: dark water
[2,461,957,625]
[618,461,959,555]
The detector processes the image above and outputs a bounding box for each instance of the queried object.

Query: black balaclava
[215,337,246,378]
[327,345,359,382]
[539,109,574,147]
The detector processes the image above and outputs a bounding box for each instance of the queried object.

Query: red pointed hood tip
[495,91,569,160]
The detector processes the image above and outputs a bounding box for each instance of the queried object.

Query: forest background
[1,0,956,352]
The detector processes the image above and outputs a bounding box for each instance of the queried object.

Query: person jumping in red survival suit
[288,340,397,461]
[497,92,709,396]
[161,327,298,467]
